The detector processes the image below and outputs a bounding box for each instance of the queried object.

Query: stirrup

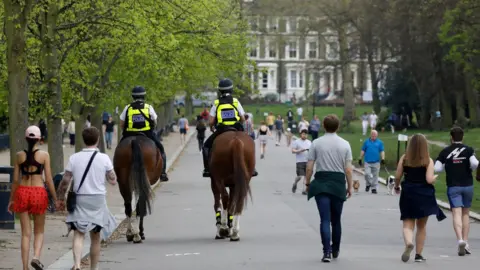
[160,173,169,182]
[253,170,258,177]
[203,170,210,177]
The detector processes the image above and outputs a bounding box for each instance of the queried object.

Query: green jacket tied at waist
[307,171,347,201]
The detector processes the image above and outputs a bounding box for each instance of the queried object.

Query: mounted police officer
[119,86,169,181]
[202,78,258,177]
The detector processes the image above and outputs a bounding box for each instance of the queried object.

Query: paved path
[0,127,195,270]
[93,135,480,270]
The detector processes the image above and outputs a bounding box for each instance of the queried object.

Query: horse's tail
[130,139,153,217]
[229,137,250,215]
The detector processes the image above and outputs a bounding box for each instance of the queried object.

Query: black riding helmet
[218,78,233,94]
[132,86,146,99]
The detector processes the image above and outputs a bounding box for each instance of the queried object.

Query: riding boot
[253,168,258,177]
[202,147,211,177]
[160,152,168,182]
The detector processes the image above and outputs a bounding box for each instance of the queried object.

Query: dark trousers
[197,137,205,152]
[315,193,344,254]
[311,130,319,141]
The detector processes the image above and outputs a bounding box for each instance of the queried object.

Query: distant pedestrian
[266,112,275,131]
[361,112,369,136]
[291,129,312,195]
[105,116,115,149]
[394,134,446,263]
[196,116,207,152]
[178,114,189,144]
[285,128,293,147]
[200,108,209,121]
[257,121,271,159]
[84,114,91,129]
[286,109,294,123]
[305,114,353,262]
[434,127,478,256]
[296,106,303,122]
[274,114,284,146]
[359,130,385,194]
[369,111,378,130]
[309,115,321,140]
[56,127,117,270]
[298,116,309,133]
[8,126,57,270]
[67,117,76,147]
[244,114,255,140]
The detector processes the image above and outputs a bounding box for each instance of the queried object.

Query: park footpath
[0,127,196,270]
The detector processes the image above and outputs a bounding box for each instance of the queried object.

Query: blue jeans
[105,131,113,146]
[315,193,344,254]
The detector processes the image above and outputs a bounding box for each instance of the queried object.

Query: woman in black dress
[196,115,207,152]
[394,134,446,263]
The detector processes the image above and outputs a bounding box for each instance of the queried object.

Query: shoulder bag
[66,151,98,213]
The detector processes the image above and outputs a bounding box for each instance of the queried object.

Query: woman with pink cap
[7,125,57,270]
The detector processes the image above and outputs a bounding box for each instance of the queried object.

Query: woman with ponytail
[7,125,57,270]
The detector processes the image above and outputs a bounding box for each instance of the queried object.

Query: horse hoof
[141,235,146,240]
[133,240,142,244]
[230,237,240,242]
[219,228,230,238]
[126,235,134,242]
[215,235,225,240]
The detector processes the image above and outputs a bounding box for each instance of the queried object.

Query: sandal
[31,259,44,270]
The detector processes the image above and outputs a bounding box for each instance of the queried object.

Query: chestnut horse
[210,130,254,241]
[113,135,162,243]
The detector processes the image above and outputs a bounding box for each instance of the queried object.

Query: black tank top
[403,165,427,184]
[259,127,267,135]
[20,149,44,175]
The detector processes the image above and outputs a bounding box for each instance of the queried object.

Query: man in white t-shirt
[298,116,309,133]
[291,130,312,195]
[56,127,117,270]
[297,107,303,122]
[369,111,378,129]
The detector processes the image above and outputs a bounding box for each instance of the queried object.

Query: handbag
[66,151,98,213]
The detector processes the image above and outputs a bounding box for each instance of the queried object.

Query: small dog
[386,175,396,195]
[353,180,360,192]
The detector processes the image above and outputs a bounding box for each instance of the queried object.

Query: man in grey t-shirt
[305,114,353,262]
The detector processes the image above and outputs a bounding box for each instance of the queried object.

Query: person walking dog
[359,130,385,194]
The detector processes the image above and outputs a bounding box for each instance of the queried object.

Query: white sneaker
[458,240,467,256]
[466,243,472,255]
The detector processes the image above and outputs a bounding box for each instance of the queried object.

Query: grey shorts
[296,162,307,176]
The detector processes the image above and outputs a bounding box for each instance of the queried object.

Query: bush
[264,93,278,103]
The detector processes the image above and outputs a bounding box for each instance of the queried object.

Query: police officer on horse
[119,86,169,181]
[202,78,258,178]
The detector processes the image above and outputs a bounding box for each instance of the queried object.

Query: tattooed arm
[57,171,73,201]
[106,170,117,185]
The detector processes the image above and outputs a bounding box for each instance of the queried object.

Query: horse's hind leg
[227,186,240,242]
[120,183,135,242]
[139,216,145,240]
[219,188,230,238]
[212,179,226,240]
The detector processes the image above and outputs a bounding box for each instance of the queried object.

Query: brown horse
[113,135,162,243]
[210,130,255,241]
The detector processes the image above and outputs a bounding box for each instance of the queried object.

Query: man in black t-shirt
[435,127,479,256]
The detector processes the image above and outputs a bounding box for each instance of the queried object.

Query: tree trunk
[439,86,453,128]
[92,107,106,153]
[185,94,193,119]
[156,104,166,132]
[367,48,380,114]
[338,25,355,121]
[465,71,479,126]
[41,1,63,174]
[3,0,33,165]
[75,114,85,152]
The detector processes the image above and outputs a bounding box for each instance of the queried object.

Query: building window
[290,70,297,88]
[289,42,297,58]
[249,17,258,31]
[267,41,276,58]
[288,17,297,32]
[308,41,317,59]
[267,17,277,32]
[349,41,359,59]
[249,42,257,58]
[327,42,338,59]
[262,71,268,89]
